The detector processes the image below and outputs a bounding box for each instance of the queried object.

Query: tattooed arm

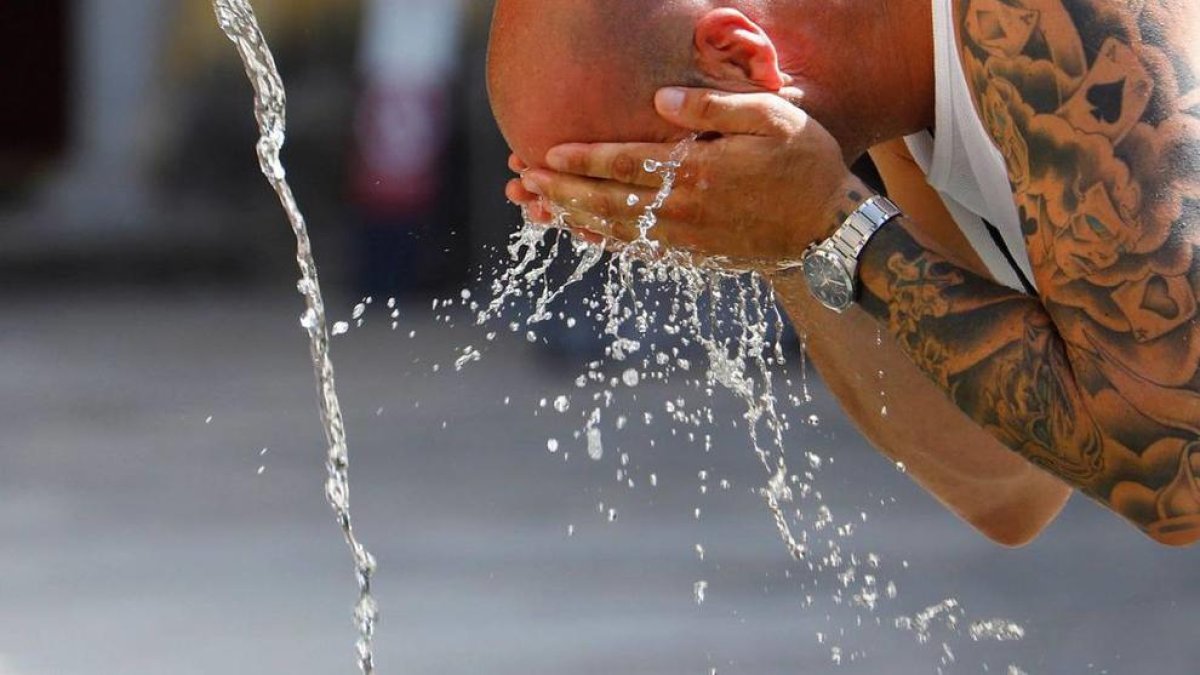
[516,0,1197,543]
[855,0,1200,545]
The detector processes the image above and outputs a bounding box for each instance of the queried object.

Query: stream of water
[211,2,378,672]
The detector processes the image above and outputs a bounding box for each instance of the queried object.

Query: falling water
[205,8,1031,666]
[211,2,378,672]
[480,138,806,561]
[471,136,1036,670]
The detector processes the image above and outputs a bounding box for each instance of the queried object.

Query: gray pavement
[0,289,1195,675]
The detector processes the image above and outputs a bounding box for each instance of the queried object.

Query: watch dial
[803,251,854,311]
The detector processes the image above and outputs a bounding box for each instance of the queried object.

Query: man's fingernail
[657,87,686,113]
[522,175,544,195]
[544,149,567,170]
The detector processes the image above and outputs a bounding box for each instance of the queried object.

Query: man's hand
[508,87,868,270]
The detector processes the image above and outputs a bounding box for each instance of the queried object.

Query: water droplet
[895,461,908,474]
[332,321,350,336]
[621,368,641,387]
[351,303,367,320]
[626,194,641,207]
[970,619,1026,642]
[547,438,559,453]
[553,395,571,413]
[694,580,708,605]
[587,426,604,461]
[643,159,662,173]
[454,346,482,371]
[354,595,379,631]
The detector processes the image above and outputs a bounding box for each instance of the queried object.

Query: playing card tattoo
[1058,38,1154,143]
[1110,273,1197,342]
[965,0,1041,58]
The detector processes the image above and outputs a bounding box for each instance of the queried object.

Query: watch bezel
[801,245,856,313]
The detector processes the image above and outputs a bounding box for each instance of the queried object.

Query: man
[487,0,1200,546]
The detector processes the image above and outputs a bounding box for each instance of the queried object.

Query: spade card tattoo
[965,0,1040,58]
[1058,38,1153,143]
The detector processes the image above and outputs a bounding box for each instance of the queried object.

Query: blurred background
[0,1,1195,674]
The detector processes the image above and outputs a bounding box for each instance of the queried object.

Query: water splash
[211,2,378,672]
[469,133,1040,670]
[479,137,808,563]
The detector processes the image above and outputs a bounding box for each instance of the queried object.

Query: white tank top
[904,0,1038,294]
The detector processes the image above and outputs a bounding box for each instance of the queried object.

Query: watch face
[802,249,855,312]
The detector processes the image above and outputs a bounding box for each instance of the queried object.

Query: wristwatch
[787,195,902,313]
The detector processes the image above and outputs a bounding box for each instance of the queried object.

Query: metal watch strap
[827,195,901,262]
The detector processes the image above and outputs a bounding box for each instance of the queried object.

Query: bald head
[488,0,932,170]
[487,0,717,168]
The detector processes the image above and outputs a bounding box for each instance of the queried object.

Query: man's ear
[693,8,786,91]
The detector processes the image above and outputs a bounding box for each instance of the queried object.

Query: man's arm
[773,270,1072,546]
[768,138,1073,546]
[850,0,1200,544]
[522,4,1199,540]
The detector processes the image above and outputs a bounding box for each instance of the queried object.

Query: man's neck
[846,0,937,151]
[776,0,936,157]
[885,0,936,136]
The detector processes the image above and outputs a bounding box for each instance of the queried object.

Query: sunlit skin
[487,0,1200,546]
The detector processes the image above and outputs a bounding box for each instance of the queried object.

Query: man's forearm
[770,272,1071,546]
[855,218,1200,545]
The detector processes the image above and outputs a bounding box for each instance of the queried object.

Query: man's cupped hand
[506,87,870,271]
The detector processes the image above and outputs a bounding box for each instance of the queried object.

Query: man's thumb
[655,87,799,136]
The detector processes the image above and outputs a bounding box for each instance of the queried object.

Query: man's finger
[522,170,660,223]
[655,87,804,137]
[508,153,528,173]
[560,202,707,257]
[557,208,631,242]
[507,178,560,224]
[544,143,675,187]
[506,178,538,205]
